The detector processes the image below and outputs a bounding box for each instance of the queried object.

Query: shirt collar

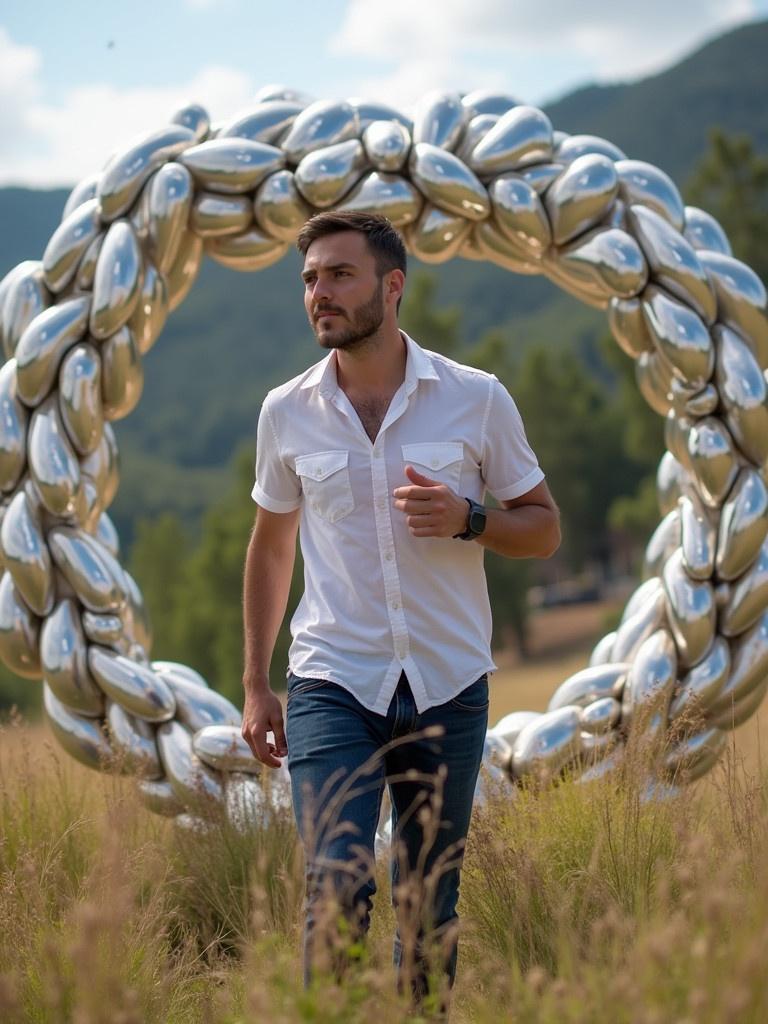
[299,331,439,399]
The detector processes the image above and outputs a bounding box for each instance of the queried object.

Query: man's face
[302,231,387,352]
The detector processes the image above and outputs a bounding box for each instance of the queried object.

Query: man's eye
[335,270,349,277]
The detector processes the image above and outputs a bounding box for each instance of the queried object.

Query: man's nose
[311,277,333,302]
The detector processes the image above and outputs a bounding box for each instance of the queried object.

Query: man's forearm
[242,519,297,692]
[476,504,561,559]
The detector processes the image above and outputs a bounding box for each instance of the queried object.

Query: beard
[311,279,385,351]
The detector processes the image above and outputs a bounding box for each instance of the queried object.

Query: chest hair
[349,395,392,443]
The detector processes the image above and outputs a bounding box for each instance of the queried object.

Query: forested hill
[0,18,766,542]
[544,18,768,184]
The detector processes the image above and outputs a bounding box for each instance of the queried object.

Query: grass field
[2,605,768,1022]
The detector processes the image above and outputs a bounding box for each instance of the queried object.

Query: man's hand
[241,685,288,768]
[393,465,469,538]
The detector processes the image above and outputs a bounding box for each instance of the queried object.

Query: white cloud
[334,0,757,104]
[0,32,255,188]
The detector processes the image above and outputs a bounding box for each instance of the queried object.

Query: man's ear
[385,268,405,309]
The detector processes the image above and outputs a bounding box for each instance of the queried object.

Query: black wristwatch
[453,498,487,540]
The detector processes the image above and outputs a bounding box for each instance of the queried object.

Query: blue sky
[2,0,767,187]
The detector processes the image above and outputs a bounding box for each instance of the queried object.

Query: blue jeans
[285,669,488,1005]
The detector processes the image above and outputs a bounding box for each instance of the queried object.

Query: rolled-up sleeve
[481,376,545,501]
[251,395,302,512]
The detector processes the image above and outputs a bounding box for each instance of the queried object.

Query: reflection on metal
[1,87,766,833]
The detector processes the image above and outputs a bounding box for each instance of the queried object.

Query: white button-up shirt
[252,332,544,715]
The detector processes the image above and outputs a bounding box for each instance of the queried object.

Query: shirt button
[374,449,383,458]
[397,646,407,660]
[392,600,400,611]
[385,551,393,562]
[312,502,320,512]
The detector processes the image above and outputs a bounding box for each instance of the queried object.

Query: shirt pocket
[295,450,355,524]
[401,441,464,492]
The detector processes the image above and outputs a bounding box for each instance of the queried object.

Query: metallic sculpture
[1,88,767,832]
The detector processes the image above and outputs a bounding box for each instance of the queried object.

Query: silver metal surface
[0,360,28,492]
[41,597,103,715]
[193,724,260,773]
[469,105,553,176]
[662,549,716,668]
[179,138,285,194]
[1,262,51,362]
[714,324,768,465]
[686,417,738,509]
[608,297,654,358]
[48,526,126,612]
[98,125,194,222]
[555,134,626,163]
[362,120,411,173]
[294,139,368,208]
[547,663,627,711]
[409,143,490,221]
[629,205,717,324]
[337,172,423,228]
[58,343,103,456]
[100,326,143,421]
[668,637,730,721]
[43,199,102,295]
[406,205,472,264]
[90,221,143,340]
[280,100,359,165]
[715,469,768,581]
[218,101,303,145]
[106,700,163,778]
[616,161,684,230]
[545,154,618,245]
[511,706,582,780]
[147,162,194,275]
[698,250,768,369]
[1,88,766,826]
[16,296,91,407]
[612,578,668,661]
[43,683,114,771]
[412,91,467,151]
[28,395,82,517]
[683,206,732,256]
[0,571,41,678]
[679,493,716,580]
[88,646,175,722]
[488,174,551,256]
[205,229,288,272]
[721,536,768,638]
[642,285,713,389]
[254,170,312,241]
[559,227,647,299]
[1,490,54,616]
[128,260,168,355]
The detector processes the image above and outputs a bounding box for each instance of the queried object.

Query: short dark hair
[296,211,407,280]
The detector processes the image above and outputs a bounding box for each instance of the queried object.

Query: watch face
[469,504,486,535]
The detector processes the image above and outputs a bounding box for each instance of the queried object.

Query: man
[241,211,560,1009]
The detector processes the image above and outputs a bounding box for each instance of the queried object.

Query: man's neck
[335,325,407,399]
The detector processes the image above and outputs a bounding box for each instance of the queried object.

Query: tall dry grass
[2,705,768,1023]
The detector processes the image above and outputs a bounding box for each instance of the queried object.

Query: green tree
[129,513,190,656]
[129,445,304,707]
[471,334,639,573]
[686,129,768,282]
[400,271,463,355]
